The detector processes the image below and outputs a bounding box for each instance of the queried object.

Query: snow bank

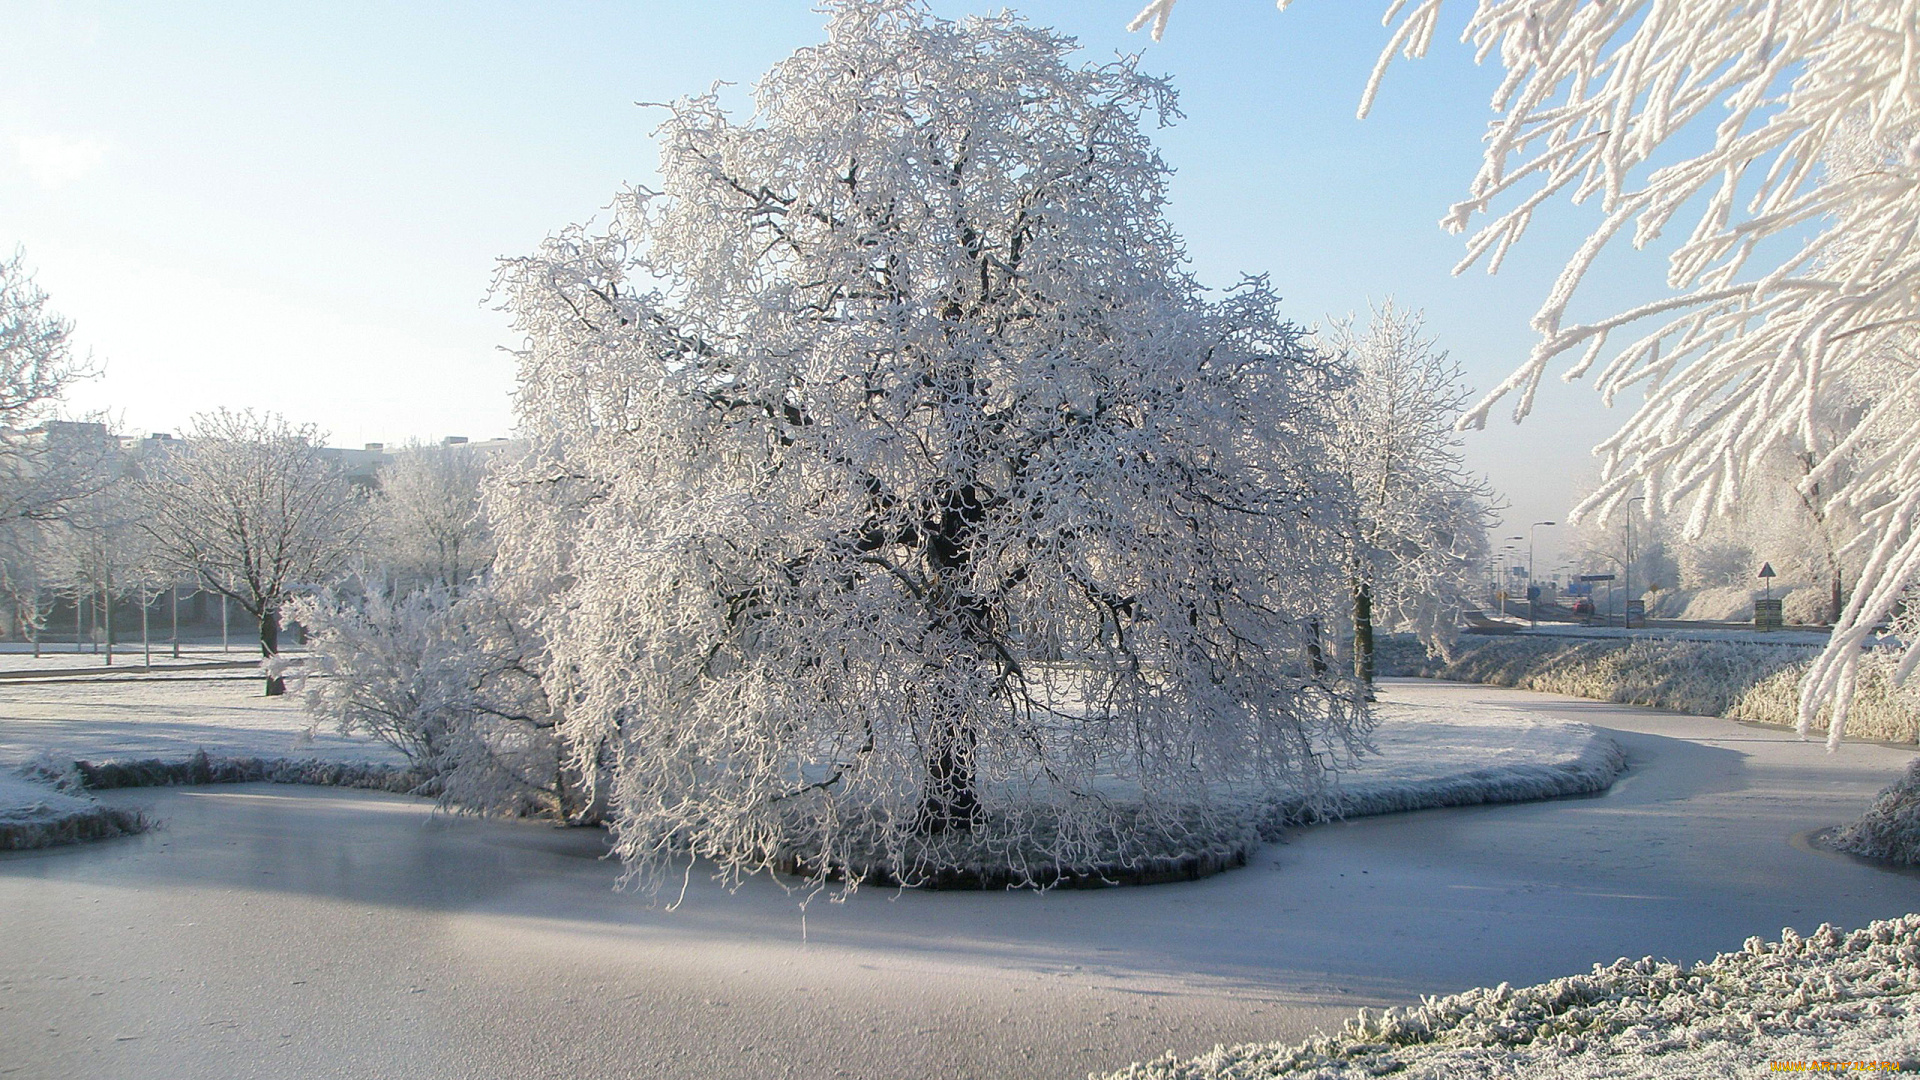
[0,769,148,850]
[1099,916,1920,1079]
[1380,633,1920,742]
[1269,719,1623,829]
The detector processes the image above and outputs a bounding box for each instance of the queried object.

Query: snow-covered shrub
[1834,759,1920,865]
[1784,584,1837,628]
[493,0,1365,894]
[291,581,585,821]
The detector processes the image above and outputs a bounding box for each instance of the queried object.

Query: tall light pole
[1529,521,1556,627]
[1502,537,1523,616]
[1625,495,1646,627]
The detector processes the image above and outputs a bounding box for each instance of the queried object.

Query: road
[4,679,1919,1080]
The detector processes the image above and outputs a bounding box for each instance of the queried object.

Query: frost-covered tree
[1321,302,1495,679]
[496,0,1363,891]
[1132,0,1920,745]
[0,517,57,653]
[0,251,111,524]
[137,410,371,695]
[371,442,497,593]
[51,473,159,666]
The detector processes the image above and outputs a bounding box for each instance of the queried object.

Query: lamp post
[1529,521,1557,628]
[1625,495,1647,627]
[1503,537,1523,617]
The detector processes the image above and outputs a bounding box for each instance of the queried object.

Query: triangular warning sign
[1758,563,1776,578]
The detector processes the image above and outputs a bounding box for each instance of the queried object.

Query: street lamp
[1502,537,1523,616]
[1529,521,1556,628]
[1625,495,1647,628]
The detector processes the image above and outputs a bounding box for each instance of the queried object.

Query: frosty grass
[1098,916,1920,1079]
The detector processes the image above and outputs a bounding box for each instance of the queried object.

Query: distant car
[1572,597,1595,616]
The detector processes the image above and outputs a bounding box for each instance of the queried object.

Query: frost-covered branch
[1133,0,1920,743]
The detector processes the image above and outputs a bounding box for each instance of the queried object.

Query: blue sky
[0,1,1699,571]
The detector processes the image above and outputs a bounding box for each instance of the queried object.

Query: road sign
[1758,563,1776,578]
[1577,573,1616,582]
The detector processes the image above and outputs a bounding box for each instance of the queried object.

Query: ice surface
[4,680,1916,1080]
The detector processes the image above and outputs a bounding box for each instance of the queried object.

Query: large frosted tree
[497,0,1363,891]
[1133,0,1920,744]
[1322,302,1495,682]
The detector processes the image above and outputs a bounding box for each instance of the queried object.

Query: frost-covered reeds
[1381,634,1920,743]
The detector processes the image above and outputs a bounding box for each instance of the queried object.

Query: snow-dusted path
[4,678,1919,1080]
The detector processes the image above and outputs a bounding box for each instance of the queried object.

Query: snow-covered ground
[0,673,1613,863]
[1300,695,1620,823]
[0,674,405,769]
[3,679,1916,1080]
[0,642,279,673]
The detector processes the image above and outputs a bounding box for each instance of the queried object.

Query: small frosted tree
[1322,302,1495,679]
[371,442,497,593]
[497,0,1363,891]
[137,410,371,695]
[1132,0,1920,744]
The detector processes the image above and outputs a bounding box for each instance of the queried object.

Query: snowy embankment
[1379,632,1920,743]
[1099,917,1920,1079]
[1270,699,1622,828]
[0,770,147,850]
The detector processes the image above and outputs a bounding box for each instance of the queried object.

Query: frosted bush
[291,582,585,821]
[1834,760,1920,865]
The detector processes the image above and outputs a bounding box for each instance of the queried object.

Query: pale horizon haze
[0,2,1703,573]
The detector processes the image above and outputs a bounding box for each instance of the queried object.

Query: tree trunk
[260,605,285,697]
[919,714,981,834]
[1830,567,1845,627]
[1353,580,1375,687]
[915,483,990,833]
